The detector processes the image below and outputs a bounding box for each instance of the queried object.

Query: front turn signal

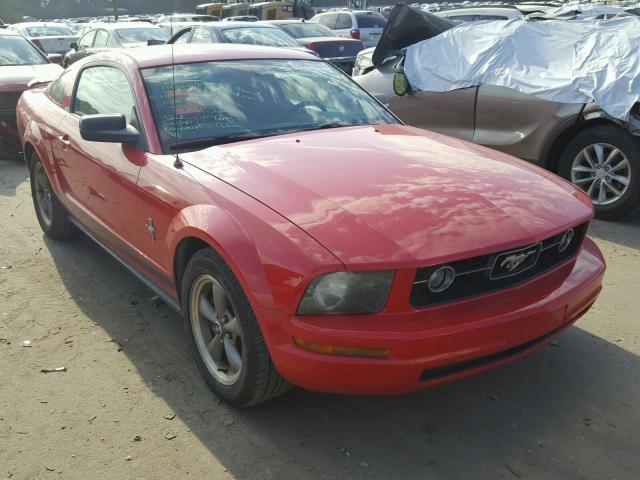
[293,337,389,359]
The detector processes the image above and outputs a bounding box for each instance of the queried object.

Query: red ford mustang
[17,45,605,406]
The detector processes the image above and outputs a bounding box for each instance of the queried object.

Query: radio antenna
[170,0,183,169]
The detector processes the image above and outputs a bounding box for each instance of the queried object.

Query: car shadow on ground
[0,158,26,198]
[43,233,640,480]
[589,209,640,251]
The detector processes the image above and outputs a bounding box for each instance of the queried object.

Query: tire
[559,125,640,220]
[181,248,290,407]
[29,152,75,240]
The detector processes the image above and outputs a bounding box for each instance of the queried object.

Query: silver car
[354,10,639,220]
[311,10,386,48]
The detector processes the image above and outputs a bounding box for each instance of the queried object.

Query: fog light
[293,337,389,359]
[428,266,456,293]
[559,228,574,252]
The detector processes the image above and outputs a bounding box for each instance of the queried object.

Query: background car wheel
[181,248,290,407]
[559,125,640,220]
[29,152,75,240]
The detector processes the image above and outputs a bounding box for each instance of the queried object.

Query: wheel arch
[542,117,625,174]
[167,205,274,313]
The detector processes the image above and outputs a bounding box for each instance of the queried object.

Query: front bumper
[259,237,605,395]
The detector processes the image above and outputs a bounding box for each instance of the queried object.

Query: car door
[69,30,96,64]
[58,63,147,253]
[357,59,477,141]
[91,29,110,53]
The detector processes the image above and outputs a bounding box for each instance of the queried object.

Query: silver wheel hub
[571,143,631,206]
[189,275,243,386]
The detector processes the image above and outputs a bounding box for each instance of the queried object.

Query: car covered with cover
[355,5,640,219]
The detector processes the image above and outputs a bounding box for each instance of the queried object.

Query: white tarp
[404,17,640,122]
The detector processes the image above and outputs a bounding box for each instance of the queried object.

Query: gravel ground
[1,156,639,480]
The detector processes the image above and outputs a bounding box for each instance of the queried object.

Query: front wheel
[29,152,74,239]
[559,125,640,220]
[181,248,290,407]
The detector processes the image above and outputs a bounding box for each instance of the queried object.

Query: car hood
[0,63,62,92]
[182,125,593,268]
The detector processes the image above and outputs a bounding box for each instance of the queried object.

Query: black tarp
[372,4,455,67]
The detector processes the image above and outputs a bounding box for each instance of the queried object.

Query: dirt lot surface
[1,156,639,480]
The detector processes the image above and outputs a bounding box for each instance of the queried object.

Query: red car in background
[1,30,62,157]
[16,45,605,406]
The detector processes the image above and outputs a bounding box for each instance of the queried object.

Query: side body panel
[473,84,583,163]
[356,65,476,141]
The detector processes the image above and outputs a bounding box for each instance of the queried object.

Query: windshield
[0,35,47,65]
[280,23,337,39]
[25,25,75,37]
[141,59,397,152]
[221,27,300,47]
[116,28,169,44]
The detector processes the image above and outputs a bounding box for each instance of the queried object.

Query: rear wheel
[559,125,640,220]
[181,248,290,407]
[29,152,74,239]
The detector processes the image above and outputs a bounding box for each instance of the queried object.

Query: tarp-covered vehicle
[354,5,640,219]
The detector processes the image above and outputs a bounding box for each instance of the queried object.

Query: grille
[410,222,589,308]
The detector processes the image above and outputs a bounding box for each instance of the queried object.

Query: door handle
[58,135,70,149]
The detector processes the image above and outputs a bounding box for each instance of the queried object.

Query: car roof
[107,22,163,30]
[89,43,317,69]
[267,19,311,24]
[0,29,21,36]
[205,21,280,30]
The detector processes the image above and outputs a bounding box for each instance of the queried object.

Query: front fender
[167,199,343,316]
[167,204,270,308]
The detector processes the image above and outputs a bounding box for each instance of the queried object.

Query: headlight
[297,271,395,315]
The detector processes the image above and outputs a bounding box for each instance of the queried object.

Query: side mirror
[79,114,139,144]
[69,41,79,50]
[147,39,165,46]
[47,53,63,65]
[393,71,410,96]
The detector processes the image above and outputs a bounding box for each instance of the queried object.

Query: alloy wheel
[33,162,54,227]
[190,274,243,385]
[571,143,631,205]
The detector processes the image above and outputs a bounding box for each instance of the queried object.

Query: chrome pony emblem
[490,243,542,279]
[500,251,537,272]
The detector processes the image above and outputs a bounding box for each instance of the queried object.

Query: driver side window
[73,66,135,124]
[191,27,214,44]
[78,30,96,49]
[173,28,192,44]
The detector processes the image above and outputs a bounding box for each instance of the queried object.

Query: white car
[310,10,386,48]
[435,6,525,22]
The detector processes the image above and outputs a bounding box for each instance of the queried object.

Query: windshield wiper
[296,122,356,133]
[168,133,264,151]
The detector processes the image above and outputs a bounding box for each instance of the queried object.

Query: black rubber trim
[69,217,181,313]
[419,324,565,383]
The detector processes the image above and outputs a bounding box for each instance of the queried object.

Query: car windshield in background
[0,36,47,65]
[116,28,169,44]
[141,59,397,152]
[280,23,337,39]
[25,25,75,37]
[355,13,386,28]
[221,27,300,47]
